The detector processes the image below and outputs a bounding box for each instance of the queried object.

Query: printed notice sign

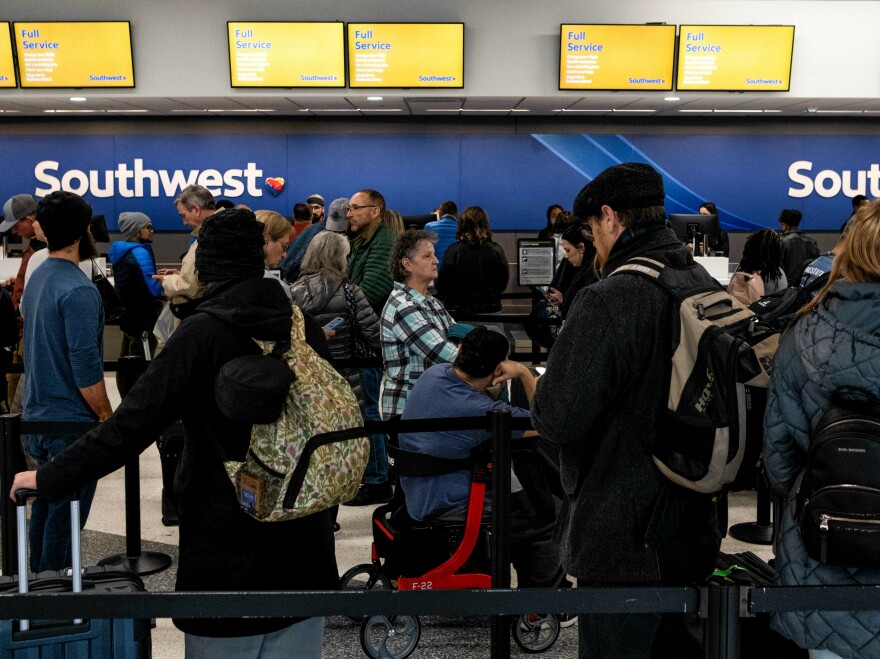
[13,22,134,88]
[560,24,675,91]
[347,23,464,88]
[0,24,15,88]
[517,240,556,286]
[676,25,794,91]
[228,22,344,88]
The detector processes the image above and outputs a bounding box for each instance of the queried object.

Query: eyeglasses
[349,204,377,212]
[308,204,323,210]
[144,225,154,231]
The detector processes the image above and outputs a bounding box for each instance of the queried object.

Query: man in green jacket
[345,188,396,505]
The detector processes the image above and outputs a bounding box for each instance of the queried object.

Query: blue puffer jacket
[764,281,880,659]
[108,241,163,335]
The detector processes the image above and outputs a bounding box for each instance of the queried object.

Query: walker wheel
[512,613,560,653]
[339,564,393,622]
[360,614,421,659]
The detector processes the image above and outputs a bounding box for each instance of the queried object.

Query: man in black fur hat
[532,163,720,658]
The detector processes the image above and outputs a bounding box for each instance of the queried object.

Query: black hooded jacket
[38,277,338,637]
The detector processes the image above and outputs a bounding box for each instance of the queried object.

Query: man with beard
[21,190,112,572]
[108,211,163,358]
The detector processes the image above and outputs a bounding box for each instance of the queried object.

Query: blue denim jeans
[24,434,97,573]
[359,367,388,485]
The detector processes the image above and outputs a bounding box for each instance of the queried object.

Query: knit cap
[195,209,266,282]
[307,194,325,207]
[573,163,665,221]
[118,212,151,240]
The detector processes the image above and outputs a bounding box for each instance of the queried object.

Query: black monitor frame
[89,214,110,243]
[668,213,720,254]
[401,214,435,230]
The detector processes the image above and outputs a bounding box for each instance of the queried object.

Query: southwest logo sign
[33,159,265,198]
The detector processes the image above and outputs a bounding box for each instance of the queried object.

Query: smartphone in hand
[323,317,345,330]
[534,285,550,295]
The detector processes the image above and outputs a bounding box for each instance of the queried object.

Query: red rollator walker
[341,437,561,658]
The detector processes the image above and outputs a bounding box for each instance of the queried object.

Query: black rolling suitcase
[0,490,152,658]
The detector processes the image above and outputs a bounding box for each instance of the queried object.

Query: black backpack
[796,387,880,567]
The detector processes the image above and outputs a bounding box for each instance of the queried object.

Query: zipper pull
[820,514,830,531]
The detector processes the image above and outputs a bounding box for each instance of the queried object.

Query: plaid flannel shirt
[380,282,457,418]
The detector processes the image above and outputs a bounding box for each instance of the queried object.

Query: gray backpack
[612,256,761,493]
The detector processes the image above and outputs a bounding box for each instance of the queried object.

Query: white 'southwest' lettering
[788,160,880,199]
[33,159,263,198]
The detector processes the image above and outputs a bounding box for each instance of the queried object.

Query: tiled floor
[15,376,777,657]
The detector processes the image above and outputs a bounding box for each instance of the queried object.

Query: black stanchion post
[489,409,512,659]
[1,414,25,576]
[728,468,774,545]
[705,582,741,659]
[98,356,171,576]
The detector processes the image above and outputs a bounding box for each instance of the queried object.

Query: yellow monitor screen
[676,25,794,91]
[560,24,675,91]
[0,24,15,88]
[13,22,134,88]
[347,23,464,88]
[228,22,345,88]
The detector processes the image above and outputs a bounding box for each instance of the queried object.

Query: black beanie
[196,208,266,282]
[573,162,665,221]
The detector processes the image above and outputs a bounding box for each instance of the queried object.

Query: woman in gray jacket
[291,231,380,404]
[764,201,880,659]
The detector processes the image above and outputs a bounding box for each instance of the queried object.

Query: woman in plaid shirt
[380,230,458,419]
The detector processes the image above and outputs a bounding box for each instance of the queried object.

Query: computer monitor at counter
[668,213,720,256]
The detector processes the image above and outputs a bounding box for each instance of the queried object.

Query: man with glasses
[109,211,163,358]
[344,188,395,506]
[532,163,720,658]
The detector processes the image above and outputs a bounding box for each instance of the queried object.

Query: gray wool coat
[764,281,880,659]
[532,226,720,583]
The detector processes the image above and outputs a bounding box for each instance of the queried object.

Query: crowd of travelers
[3,172,879,658]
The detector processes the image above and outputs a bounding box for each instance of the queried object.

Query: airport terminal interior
[0,0,878,656]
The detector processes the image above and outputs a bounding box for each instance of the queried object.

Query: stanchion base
[98,551,172,576]
[728,522,773,545]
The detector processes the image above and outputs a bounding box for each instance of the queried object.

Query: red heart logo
[264,177,285,196]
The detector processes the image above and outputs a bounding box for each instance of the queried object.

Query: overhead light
[611,109,656,113]
[360,108,402,112]
[557,108,613,113]
[678,109,713,113]
[44,109,97,114]
[712,109,765,114]
[815,109,864,114]
[106,109,149,113]
[366,96,383,101]
[69,96,87,102]
[663,96,680,102]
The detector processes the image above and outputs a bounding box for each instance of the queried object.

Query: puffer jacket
[291,271,380,405]
[764,281,880,658]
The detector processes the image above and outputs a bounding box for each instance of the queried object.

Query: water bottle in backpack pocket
[796,387,880,567]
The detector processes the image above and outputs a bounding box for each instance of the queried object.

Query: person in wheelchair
[399,326,571,597]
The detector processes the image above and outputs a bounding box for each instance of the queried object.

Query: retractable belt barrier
[9,403,878,658]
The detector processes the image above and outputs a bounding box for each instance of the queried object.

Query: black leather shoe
[344,482,393,506]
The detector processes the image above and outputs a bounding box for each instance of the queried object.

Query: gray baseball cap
[1,194,37,233]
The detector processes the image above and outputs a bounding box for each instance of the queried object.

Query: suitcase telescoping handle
[14,488,83,629]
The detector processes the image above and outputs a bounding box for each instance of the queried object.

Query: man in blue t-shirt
[423,200,459,266]
[22,191,112,573]
[400,327,568,591]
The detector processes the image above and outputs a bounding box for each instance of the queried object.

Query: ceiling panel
[1,93,880,118]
